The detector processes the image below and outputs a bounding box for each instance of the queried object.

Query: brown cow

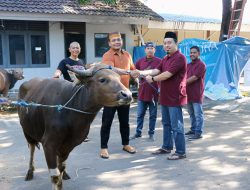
[0,68,24,97]
[18,63,132,190]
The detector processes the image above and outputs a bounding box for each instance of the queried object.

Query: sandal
[167,153,186,160]
[100,149,109,159]
[123,145,136,154]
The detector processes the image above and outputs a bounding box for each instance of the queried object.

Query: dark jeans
[136,100,157,136]
[100,105,130,149]
[187,102,204,136]
[161,105,186,155]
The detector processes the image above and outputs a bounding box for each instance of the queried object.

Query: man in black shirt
[54,42,89,142]
[54,41,84,81]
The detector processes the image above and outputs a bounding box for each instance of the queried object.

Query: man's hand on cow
[145,75,153,83]
[130,70,140,78]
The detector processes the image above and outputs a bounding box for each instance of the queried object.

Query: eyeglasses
[110,38,122,43]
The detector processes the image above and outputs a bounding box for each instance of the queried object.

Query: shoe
[83,137,90,142]
[100,149,109,159]
[123,145,136,154]
[185,130,195,136]
[148,134,155,141]
[167,153,186,160]
[130,133,141,140]
[188,134,202,140]
[152,148,171,155]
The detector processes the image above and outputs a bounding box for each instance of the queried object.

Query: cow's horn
[66,64,93,77]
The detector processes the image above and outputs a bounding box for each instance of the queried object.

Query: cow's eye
[99,78,106,83]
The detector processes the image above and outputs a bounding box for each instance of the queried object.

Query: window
[94,33,126,57]
[0,35,2,65]
[31,35,46,65]
[0,20,49,68]
[9,35,25,65]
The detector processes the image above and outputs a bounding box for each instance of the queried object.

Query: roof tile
[0,0,163,21]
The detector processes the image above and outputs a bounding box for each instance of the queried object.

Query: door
[64,33,85,63]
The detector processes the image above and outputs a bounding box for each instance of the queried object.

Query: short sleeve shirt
[187,59,206,103]
[102,49,135,89]
[57,57,84,82]
[136,57,161,101]
[157,50,187,106]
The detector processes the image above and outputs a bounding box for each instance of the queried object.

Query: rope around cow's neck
[13,85,96,115]
[11,66,114,114]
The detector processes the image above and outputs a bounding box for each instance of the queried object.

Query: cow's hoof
[25,169,34,181]
[62,171,71,180]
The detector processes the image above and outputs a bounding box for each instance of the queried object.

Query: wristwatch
[126,70,131,74]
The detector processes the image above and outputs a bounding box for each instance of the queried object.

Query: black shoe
[130,133,141,140]
[188,134,202,140]
[152,148,171,155]
[185,130,195,136]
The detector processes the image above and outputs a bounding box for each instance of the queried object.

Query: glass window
[94,33,126,57]
[9,35,25,65]
[0,35,3,65]
[31,35,46,64]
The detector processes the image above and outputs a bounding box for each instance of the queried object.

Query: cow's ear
[67,71,87,84]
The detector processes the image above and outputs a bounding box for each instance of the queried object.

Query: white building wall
[12,22,135,90]
[85,23,134,63]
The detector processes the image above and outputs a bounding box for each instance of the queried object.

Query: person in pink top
[185,46,206,140]
[131,31,187,160]
[130,42,161,141]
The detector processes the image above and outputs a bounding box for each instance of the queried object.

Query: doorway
[64,33,85,64]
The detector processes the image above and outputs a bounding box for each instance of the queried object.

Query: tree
[219,0,232,41]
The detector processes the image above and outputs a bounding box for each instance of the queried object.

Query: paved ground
[0,98,250,190]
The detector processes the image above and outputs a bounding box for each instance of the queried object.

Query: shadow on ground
[0,98,250,190]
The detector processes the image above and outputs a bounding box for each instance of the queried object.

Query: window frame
[28,32,50,68]
[0,31,49,68]
[0,33,3,66]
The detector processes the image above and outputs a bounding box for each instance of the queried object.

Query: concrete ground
[0,98,250,190]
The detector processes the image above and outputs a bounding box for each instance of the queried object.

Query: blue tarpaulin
[133,37,250,100]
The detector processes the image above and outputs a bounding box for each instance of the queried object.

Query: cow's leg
[57,156,71,180]
[43,144,63,190]
[25,143,35,181]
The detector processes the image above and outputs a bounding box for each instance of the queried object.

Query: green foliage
[78,0,117,5]
[103,0,117,5]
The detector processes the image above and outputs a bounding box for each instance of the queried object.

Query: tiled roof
[0,0,164,21]
[160,13,221,23]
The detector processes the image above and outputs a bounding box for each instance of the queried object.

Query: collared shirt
[157,50,187,106]
[187,59,206,103]
[102,49,135,89]
[136,56,161,101]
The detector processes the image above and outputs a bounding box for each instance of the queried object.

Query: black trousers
[100,105,130,149]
